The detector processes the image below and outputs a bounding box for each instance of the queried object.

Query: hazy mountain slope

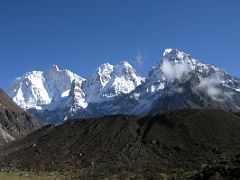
[149,74,240,114]
[0,89,43,145]
[1,109,240,179]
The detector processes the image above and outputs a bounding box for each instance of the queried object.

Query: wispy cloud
[196,76,233,101]
[134,50,145,67]
[160,59,190,80]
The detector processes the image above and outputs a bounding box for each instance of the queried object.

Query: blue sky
[0,0,240,90]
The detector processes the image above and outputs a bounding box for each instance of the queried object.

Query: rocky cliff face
[0,89,43,145]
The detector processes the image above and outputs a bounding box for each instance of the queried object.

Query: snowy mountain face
[83,63,114,103]
[83,61,144,103]
[8,49,240,124]
[8,65,85,110]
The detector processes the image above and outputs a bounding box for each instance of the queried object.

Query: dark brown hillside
[1,109,240,179]
[0,89,43,145]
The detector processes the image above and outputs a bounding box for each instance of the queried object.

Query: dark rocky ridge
[0,89,43,145]
[1,109,240,179]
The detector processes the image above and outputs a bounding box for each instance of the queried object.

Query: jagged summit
[106,61,144,96]
[83,61,144,103]
[49,64,60,71]
[163,48,190,59]
[161,48,197,67]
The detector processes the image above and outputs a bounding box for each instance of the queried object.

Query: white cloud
[134,50,144,67]
[160,59,190,80]
[196,76,233,101]
[197,77,220,97]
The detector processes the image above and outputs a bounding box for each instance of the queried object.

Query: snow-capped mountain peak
[163,48,192,62]
[8,71,50,109]
[145,49,223,94]
[84,61,144,102]
[161,49,201,74]
[8,66,85,110]
[105,61,144,96]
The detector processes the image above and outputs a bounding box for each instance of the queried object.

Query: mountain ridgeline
[8,49,240,124]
